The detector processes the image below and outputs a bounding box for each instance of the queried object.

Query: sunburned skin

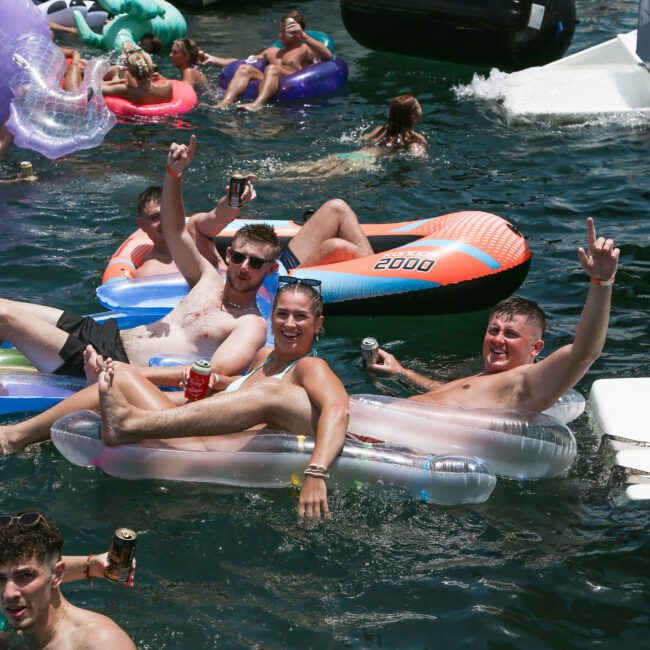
[119,273,263,366]
[264,43,317,74]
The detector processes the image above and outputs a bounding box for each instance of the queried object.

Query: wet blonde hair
[126,50,155,79]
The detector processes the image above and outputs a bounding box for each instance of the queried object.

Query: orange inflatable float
[100,210,531,315]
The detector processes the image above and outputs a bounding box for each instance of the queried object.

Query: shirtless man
[0,136,277,378]
[367,218,619,412]
[0,511,135,649]
[135,186,372,277]
[202,11,332,111]
[91,219,618,477]
[133,185,229,278]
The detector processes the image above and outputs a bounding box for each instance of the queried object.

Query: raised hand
[166,134,197,177]
[578,217,620,283]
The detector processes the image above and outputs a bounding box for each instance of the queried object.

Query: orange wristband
[590,276,615,287]
[165,165,182,178]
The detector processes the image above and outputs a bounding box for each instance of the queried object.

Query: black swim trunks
[277,244,301,272]
[54,311,130,377]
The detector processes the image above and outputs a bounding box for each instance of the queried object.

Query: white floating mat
[626,484,650,501]
[615,449,650,476]
[589,378,650,444]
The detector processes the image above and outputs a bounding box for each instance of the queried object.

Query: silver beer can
[361,337,379,367]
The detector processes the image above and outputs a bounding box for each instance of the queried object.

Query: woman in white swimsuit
[93,276,349,517]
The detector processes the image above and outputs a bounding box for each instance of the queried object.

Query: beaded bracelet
[165,165,182,178]
[84,554,95,582]
[304,463,329,480]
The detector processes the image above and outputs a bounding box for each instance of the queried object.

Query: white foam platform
[626,484,650,501]
[500,30,650,123]
[616,448,650,475]
[589,377,650,444]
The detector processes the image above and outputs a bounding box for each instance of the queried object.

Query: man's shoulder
[261,45,281,57]
[230,310,267,331]
[65,605,135,649]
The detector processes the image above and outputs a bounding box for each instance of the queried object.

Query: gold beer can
[104,527,137,582]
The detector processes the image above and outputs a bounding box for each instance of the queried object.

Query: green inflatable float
[73,0,187,53]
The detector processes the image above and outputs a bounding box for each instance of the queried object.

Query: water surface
[1,1,649,647]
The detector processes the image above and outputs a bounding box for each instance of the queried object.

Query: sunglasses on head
[278,275,322,295]
[228,249,274,270]
[0,511,51,531]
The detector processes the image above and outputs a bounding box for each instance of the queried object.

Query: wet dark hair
[273,282,323,318]
[0,511,63,566]
[139,33,163,56]
[282,10,306,29]
[489,296,546,336]
[232,223,281,259]
[137,186,162,216]
[375,94,423,148]
[173,38,201,66]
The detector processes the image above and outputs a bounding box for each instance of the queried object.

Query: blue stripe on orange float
[292,269,436,301]
[108,258,137,269]
[395,239,501,270]
[391,218,437,232]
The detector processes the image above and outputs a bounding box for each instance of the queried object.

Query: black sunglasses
[228,249,274,270]
[278,275,322,295]
[0,511,51,531]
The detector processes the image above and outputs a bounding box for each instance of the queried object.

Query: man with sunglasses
[133,183,258,278]
[0,511,135,649]
[0,138,282,454]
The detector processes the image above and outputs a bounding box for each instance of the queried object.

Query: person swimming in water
[169,38,207,90]
[275,94,427,178]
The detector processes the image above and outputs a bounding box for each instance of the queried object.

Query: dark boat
[340,0,577,71]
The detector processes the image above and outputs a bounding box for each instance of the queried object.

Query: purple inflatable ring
[219,56,348,102]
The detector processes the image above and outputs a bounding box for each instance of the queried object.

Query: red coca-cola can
[184,360,212,401]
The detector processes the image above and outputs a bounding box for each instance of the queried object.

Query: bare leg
[238,65,282,112]
[99,370,318,446]
[216,65,264,108]
[0,359,177,455]
[63,50,83,91]
[288,199,374,267]
[0,299,69,372]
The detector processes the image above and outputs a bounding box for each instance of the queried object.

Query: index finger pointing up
[586,217,596,249]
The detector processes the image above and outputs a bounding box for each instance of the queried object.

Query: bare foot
[83,345,104,386]
[97,359,139,446]
[236,103,263,113]
[215,101,232,109]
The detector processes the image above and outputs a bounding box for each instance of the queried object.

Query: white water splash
[454,64,650,126]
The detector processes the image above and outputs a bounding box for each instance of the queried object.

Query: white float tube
[588,377,650,445]
[543,389,585,424]
[51,411,497,505]
[348,395,577,479]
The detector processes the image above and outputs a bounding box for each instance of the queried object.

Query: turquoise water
[1,0,650,647]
